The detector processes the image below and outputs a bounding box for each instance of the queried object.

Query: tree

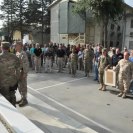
[0,0,29,42]
[25,0,52,44]
[73,0,124,48]
[0,0,53,43]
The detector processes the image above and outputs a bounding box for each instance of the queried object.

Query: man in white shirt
[78,47,84,70]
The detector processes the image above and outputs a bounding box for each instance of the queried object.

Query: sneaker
[19,99,28,107]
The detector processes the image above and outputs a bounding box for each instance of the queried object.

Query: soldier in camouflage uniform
[83,44,94,77]
[69,49,78,77]
[0,42,20,107]
[114,52,133,98]
[98,48,110,91]
[15,42,29,107]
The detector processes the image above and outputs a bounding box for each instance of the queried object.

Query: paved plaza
[16,67,133,133]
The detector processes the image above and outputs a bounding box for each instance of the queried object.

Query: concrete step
[17,92,98,133]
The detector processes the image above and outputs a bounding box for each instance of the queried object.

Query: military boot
[16,99,22,104]
[117,92,123,97]
[99,84,103,90]
[19,98,28,107]
[102,85,106,91]
[122,93,126,99]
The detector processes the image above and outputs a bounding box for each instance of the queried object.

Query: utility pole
[7,0,10,42]
[41,0,44,45]
[20,0,23,41]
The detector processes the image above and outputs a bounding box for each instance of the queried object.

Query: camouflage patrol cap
[1,42,10,49]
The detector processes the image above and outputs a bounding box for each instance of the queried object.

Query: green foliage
[73,0,124,47]
[0,0,53,39]
[73,0,124,22]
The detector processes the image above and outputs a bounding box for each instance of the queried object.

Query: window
[110,32,114,37]
[129,41,133,49]
[117,26,120,31]
[116,41,119,47]
[130,32,133,37]
[111,24,115,30]
[110,41,113,47]
[131,20,133,28]
[117,33,122,39]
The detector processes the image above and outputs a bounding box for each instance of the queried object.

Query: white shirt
[78,51,83,59]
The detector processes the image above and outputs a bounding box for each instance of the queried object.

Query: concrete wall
[50,3,60,43]
[124,16,133,49]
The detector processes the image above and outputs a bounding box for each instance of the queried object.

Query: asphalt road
[25,67,133,133]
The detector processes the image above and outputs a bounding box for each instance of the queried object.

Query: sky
[0,0,133,27]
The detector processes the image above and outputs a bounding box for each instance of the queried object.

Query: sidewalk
[17,92,98,133]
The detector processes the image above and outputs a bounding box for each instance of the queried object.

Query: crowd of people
[19,42,133,98]
[0,41,133,108]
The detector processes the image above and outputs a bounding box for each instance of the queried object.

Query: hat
[1,42,10,49]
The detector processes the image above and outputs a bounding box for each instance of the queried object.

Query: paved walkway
[17,92,97,133]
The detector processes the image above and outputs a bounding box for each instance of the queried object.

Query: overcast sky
[0,0,133,27]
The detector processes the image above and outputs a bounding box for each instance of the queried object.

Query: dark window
[110,32,114,37]
[117,26,120,31]
[130,32,133,37]
[131,20,133,28]
[117,33,122,39]
[129,41,133,49]
[110,41,113,47]
[116,41,119,47]
[111,24,115,30]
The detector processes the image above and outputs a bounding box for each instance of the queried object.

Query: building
[122,4,133,50]
[49,0,85,45]
[49,0,125,48]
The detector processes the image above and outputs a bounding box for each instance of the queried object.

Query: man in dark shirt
[56,45,65,72]
[116,48,123,62]
[34,43,42,73]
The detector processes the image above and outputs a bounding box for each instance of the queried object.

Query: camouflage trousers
[84,61,91,75]
[118,76,130,93]
[70,62,77,76]
[0,84,18,107]
[99,71,104,84]
[18,75,27,100]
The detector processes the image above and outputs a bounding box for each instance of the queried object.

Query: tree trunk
[20,0,23,41]
[103,18,109,48]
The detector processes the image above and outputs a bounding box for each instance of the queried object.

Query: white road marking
[28,85,112,132]
[36,77,87,91]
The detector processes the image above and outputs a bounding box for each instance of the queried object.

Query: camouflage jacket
[16,50,29,74]
[83,49,94,61]
[70,53,77,63]
[114,59,133,80]
[0,51,20,88]
[98,55,110,73]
